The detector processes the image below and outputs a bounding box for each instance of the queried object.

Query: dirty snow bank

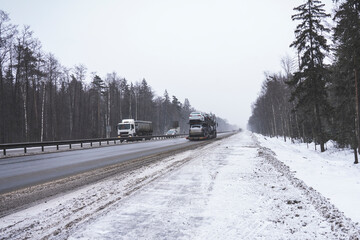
[255,133,360,225]
[69,132,359,239]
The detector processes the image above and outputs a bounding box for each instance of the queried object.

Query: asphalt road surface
[0,135,229,194]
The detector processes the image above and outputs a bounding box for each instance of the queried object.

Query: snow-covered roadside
[1,131,359,239]
[69,132,358,239]
[255,133,360,224]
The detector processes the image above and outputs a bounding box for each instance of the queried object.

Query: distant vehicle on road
[117,119,153,139]
[187,112,217,140]
[166,128,179,135]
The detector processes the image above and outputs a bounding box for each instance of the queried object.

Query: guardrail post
[90,142,93,147]
[3,149,6,155]
[81,142,83,148]
[99,141,101,146]
[114,140,116,144]
[107,140,109,145]
[69,144,72,149]
[57,145,59,150]
[24,147,27,154]
[41,146,44,152]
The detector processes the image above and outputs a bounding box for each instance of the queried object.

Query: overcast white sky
[1,0,334,128]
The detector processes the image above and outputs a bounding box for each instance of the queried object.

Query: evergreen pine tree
[288,0,331,152]
[333,0,360,163]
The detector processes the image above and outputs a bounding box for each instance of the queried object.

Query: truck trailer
[117,119,153,139]
[187,112,217,140]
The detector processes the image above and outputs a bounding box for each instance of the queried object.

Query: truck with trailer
[117,119,153,140]
[187,112,217,140]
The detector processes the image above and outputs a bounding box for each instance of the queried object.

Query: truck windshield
[118,124,130,130]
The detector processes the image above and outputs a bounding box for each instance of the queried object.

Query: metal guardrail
[0,134,189,156]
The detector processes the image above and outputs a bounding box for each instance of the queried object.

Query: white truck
[117,119,153,139]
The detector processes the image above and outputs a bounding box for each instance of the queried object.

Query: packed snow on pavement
[1,131,360,239]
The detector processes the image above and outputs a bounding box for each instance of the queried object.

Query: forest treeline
[248,0,360,163]
[0,10,235,144]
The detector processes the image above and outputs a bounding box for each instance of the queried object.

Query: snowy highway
[1,131,359,239]
[0,137,211,194]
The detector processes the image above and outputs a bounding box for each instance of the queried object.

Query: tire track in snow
[0,145,214,240]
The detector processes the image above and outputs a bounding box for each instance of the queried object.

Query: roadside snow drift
[255,133,360,224]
